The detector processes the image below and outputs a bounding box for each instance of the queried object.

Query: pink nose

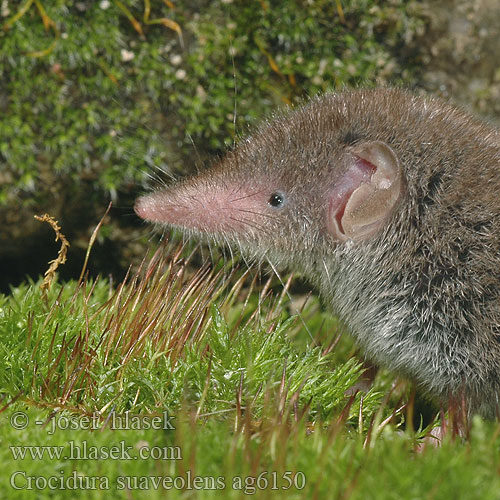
[134,197,149,220]
[133,182,270,234]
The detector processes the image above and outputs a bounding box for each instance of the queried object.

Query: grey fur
[136,88,500,418]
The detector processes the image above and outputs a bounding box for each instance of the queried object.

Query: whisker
[265,257,316,345]
[230,182,246,200]
[149,163,177,184]
[236,239,252,270]
[225,233,235,264]
[229,187,269,203]
[235,208,276,221]
[231,215,272,235]
[186,131,203,174]
[322,258,331,283]
[228,216,267,234]
[230,35,238,147]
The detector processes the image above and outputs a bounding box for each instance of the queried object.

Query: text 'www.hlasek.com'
[8,410,306,494]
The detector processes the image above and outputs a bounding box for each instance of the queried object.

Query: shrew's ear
[326,141,403,242]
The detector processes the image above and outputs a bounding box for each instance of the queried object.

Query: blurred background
[1,0,499,293]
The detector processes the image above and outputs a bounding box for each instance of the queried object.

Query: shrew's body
[136,88,500,418]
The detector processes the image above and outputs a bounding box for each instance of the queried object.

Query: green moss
[0,0,425,207]
[0,275,381,422]
[2,273,499,499]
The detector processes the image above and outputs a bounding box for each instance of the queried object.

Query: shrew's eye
[268,192,285,208]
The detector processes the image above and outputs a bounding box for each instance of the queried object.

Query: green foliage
[2,404,500,498]
[0,274,381,424]
[0,0,425,207]
[1,249,499,499]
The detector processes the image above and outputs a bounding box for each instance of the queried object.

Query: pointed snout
[134,181,271,235]
[134,196,149,220]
